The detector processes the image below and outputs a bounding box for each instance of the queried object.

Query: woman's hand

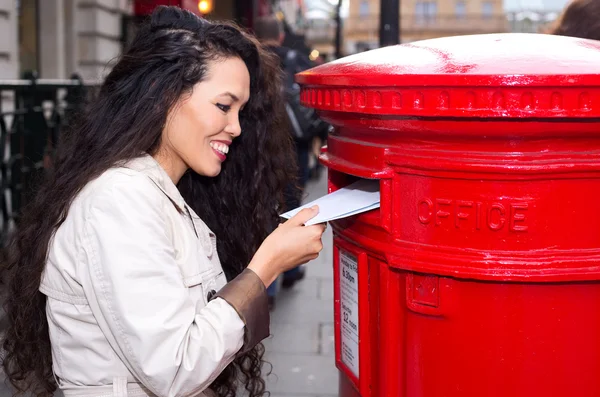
[248,206,326,287]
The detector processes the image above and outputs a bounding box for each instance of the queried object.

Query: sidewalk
[263,171,338,397]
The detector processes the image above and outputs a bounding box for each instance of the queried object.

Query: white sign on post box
[339,249,359,378]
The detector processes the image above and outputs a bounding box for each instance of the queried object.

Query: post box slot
[326,169,391,232]
[327,169,363,194]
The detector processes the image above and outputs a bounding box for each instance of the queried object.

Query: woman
[1,5,325,397]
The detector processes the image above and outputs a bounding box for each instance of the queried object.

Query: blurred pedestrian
[547,0,600,40]
[0,6,325,397]
[254,16,329,309]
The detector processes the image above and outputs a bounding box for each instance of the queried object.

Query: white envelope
[281,179,380,226]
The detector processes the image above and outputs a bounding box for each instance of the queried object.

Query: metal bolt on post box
[296,33,600,397]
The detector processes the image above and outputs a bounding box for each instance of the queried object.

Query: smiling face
[156,56,251,183]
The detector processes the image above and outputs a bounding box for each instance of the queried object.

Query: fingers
[314,240,323,253]
[287,206,319,226]
[296,225,325,265]
[308,223,326,243]
[308,228,324,256]
[308,222,327,237]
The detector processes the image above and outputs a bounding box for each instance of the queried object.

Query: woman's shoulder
[73,165,167,216]
[48,165,170,267]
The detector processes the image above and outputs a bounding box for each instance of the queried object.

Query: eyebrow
[220,92,239,102]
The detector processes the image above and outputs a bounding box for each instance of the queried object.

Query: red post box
[296,33,600,397]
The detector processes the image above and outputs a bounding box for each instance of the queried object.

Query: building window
[415,1,437,24]
[455,1,466,19]
[359,0,369,16]
[482,1,494,18]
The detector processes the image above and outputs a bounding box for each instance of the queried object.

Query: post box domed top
[296,33,600,118]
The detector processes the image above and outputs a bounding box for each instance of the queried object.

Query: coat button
[207,289,216,301]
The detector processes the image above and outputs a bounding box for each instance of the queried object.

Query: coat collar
[122,154,217,257]
[123,154,187,212]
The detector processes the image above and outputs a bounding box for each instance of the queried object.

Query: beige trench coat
[40,155,269,397]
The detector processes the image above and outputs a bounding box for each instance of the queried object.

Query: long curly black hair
[1,6,296,397]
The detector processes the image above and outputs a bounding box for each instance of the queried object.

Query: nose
[225,113,242,138]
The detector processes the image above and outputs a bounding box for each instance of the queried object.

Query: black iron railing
[0,72,100,244]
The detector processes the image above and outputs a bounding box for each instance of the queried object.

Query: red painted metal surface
[298,33,600,397]
[134,0,202,16]
[135,0,179,15]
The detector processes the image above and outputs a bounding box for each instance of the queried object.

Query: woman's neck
[152,151,187,185]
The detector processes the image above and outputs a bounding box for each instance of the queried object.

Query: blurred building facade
[504,0,569,33]
[15,0,133,81]
[344,0,507,53]
[1,0,569,82]
[303,1,336,60]
[276,0,307,32]
[301,0,572,59]
[506,9,559,33]
[295,0,346,61]
[1,0,22,79]
[1,0,271,81]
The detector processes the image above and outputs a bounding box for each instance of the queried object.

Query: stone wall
[0,0,18,79]
[38,0,132,80]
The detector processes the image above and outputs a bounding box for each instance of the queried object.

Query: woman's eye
[216,103,231,113]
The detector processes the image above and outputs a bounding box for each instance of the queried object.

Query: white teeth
[210,142,229,155]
